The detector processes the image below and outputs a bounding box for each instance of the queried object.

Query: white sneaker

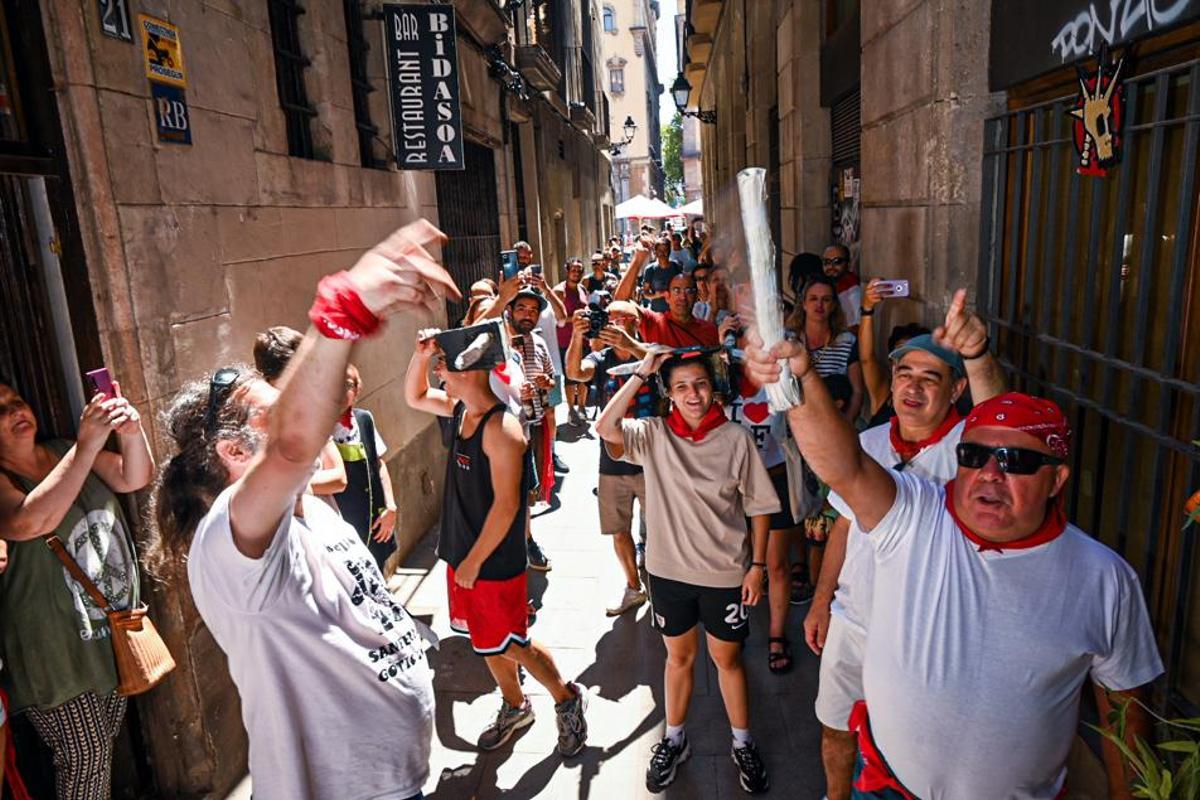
[606,585,647,616]
[531,500,552,515]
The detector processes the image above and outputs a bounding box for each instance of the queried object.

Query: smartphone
[875,279,911,298]
[529,264,543,277]
[500,250,520,280]
[85,367,115,398]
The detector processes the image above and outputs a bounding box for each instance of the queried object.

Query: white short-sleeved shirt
[861,471,1164,799]
[189,488,435,800]
[827,420,963,631]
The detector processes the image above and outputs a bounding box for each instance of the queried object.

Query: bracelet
[750,561,766,569]
[859,307,875,317]
[963,336,991,360]
[309,272,381,341]
[632,372,652,381]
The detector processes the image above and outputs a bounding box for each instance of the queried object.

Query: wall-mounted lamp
[671,73,716,125]
[610,115,637,156]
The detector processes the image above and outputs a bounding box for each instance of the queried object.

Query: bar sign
[383,4,464,171]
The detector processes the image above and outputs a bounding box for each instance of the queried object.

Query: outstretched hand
[741,329,811,386]
[933,289,988,359]
[348,219,460,319]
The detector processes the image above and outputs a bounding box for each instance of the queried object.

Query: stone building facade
[601,0,665,207]
[2,0,611,794]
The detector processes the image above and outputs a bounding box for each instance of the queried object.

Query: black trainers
[646,734,691,792]
[731,741,769,794]
[527,537,551,571]
[790,579,814,606]
[553,453,570,473]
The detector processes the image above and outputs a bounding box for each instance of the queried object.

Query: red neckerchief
[339,408,354,429]
[666,404,728,442]
[944,480,1068,553]
[889,408,962,465]
[835,272,860,294]
[848,701,918,800]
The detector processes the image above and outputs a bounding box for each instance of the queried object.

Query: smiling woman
[0,376,154,799]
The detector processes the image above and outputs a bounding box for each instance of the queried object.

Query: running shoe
[530,499,553,516]
[553,453,570,473]
[527,538,551,571]
[789,579,814,606]
[568,408,583,427]
[731,741,770,794]
[606,585,647,616]
[555,682,589,757]
[646,734,691,792]
[477,697,534,750]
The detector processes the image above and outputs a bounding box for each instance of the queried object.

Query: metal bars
[343,0,385,169]
[435,142,502,324]
[977,59,1200,712]
[268,0,318,159]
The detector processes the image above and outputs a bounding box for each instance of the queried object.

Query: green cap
[888,334,965,378]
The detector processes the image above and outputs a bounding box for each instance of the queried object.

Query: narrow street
[395,406,827,799]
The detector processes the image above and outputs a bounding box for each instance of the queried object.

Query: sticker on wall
[98,0,133,42]
[151,83,191,145]
[1068,45,1126,178]
[138,15,187,87]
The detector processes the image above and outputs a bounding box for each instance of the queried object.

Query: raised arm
[743,332,896,530]
[596,348,669,453]
[565,311,597,383]
[935,289,1006,404]
[478,272,521,321]
[230,220,457,558]
[91,385,155,494]
[533,273,568,322]
[308,440,348,495]
[613,236,652,302]
[404,328,456,417]
[858,279,890,417]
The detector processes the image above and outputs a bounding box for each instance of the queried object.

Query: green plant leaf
[1159,741,1200,754]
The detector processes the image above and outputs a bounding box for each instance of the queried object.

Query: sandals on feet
[768,637,793,674]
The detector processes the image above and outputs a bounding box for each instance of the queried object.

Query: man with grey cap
[804,289,1006,800]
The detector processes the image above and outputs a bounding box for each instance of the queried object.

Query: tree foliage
[662,112,685,205]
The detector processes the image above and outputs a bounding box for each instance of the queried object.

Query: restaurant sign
[383,4,464,171]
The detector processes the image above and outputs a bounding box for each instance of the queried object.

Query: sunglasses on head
[202,367,240,431]
[955,442,1063,475]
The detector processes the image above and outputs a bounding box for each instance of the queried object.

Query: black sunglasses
[955,442,1063,475]
[823,256,848,266]
[202,367,240,431]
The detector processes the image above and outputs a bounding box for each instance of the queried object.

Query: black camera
[584,290,612,340]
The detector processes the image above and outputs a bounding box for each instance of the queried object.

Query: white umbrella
[678,198,704,216]
[615,194,677,219]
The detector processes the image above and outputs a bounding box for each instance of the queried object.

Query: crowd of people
[0,215,1165,800]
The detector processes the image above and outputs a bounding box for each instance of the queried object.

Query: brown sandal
[768,637,793,674]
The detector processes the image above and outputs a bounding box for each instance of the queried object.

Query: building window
[603,5,616,33]
[342,0,385,169]
[267,0,318,159]
[609,67,624,94]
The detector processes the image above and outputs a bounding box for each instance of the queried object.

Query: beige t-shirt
[617,416,781,587]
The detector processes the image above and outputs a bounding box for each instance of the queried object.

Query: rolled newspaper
[736,167,802,410]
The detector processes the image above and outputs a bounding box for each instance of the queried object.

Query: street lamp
[671,73,716,125]
[611,115,637,156]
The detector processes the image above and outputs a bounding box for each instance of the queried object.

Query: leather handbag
[45,535,176,696]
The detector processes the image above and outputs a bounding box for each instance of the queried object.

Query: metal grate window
[343,0,385,169]
[268,0,318,159]
[830,87,860,166]
[436,142,502,324]
[977,59,1200,712]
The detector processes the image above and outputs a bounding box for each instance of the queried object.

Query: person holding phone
[0,373,153,799]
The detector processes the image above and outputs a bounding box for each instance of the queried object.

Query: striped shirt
[810,330,859,377]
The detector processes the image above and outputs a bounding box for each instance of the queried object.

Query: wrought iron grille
[267,0,318,159]
[436,142,502,324]
[343,0,385,169]
[977,59,1200,712]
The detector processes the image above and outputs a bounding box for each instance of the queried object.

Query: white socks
[732,726,754,750]
[666,723,686,747]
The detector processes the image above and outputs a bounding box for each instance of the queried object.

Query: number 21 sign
[98,0,132,42]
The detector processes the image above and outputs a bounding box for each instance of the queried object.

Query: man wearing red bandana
[805,290,1007,799]
[597,347,779,794]
[746,327,1163,800]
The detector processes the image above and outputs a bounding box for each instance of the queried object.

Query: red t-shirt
[639,309,719,348]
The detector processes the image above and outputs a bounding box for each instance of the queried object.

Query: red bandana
[339,408,354,429]
[666,404,728,442]
[964,392,1071,459]
[309,271,382,341]
[889,408,962,465]
[944,480,1068,553]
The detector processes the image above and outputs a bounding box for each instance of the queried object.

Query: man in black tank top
[404,328,589,759]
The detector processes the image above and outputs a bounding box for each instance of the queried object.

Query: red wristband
[309,271,381,341]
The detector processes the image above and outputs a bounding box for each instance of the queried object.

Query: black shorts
[768,468,801,530]
[559,346,585,385]
[647,574,749,642]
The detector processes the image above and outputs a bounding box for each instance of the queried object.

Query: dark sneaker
[527,538,551,571]
[477,697,534,750]
[789,579,814,606]
[555,682,588,757]
[527,599,538,627]
[646,734,691,792]
[553,453,570,473]
[731,742,769,794]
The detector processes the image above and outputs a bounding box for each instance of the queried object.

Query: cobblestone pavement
[394,407,827,799]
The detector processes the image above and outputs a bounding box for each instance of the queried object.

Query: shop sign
[98,0,133,42]
[138,15,187,88]
[989,0,1200,90]
[151,83,191,145]
[382,3,464,171]
[1068,48,1125,177]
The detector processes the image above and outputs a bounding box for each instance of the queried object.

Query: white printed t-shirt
[189,487,435,800]
[827,419,963,632]
[861,471,1163,799]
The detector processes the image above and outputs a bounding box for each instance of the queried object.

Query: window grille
[343,0,385,169]
[830,87,860,166]
[268,0,318,159]
[610,68,624,93]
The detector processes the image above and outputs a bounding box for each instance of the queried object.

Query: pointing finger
[945,289,967,327]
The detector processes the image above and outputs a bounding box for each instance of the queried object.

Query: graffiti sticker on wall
[1068,46,1125,177]
[138,15,187,88]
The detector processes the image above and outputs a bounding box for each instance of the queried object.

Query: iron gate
[435,141,502,324]
[977,59,1200,711]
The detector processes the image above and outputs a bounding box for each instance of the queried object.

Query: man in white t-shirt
[804,291,1007,799]
[158,220,456,800]
[746,326,1162,800]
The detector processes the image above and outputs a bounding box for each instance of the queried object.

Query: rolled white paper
[737,167,802,410]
